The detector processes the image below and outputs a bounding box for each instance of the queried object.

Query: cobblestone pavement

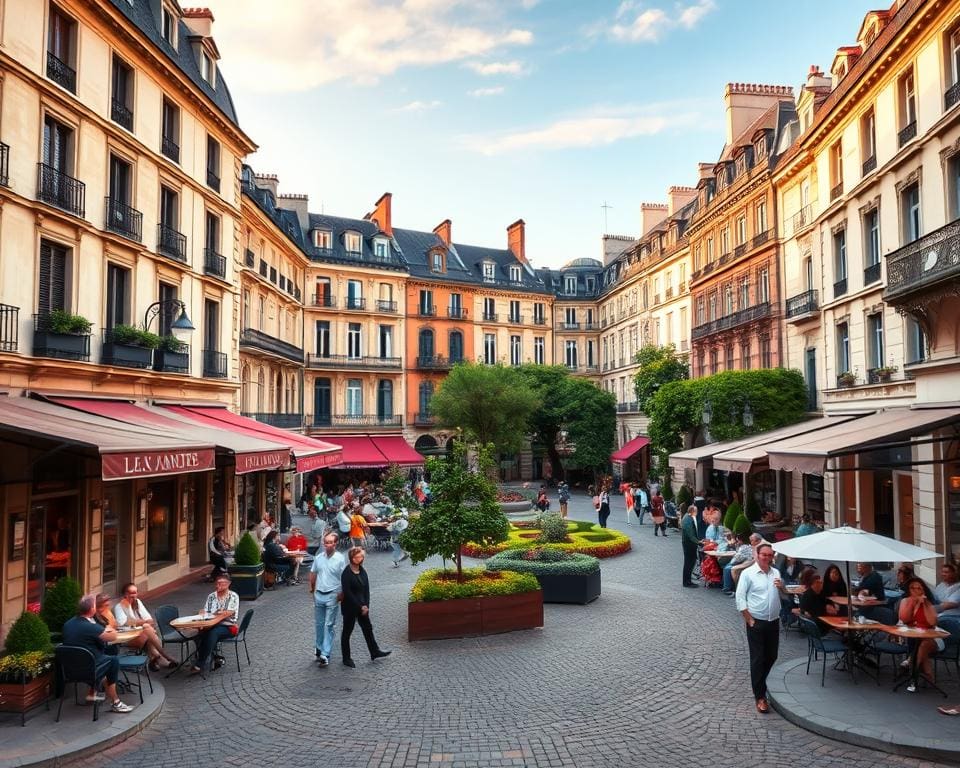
[67,493,955,768]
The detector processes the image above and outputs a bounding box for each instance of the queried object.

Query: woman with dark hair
[340,547,391,668]
[821,564,848,616]
[263,530,296,584]
[895,563,916,595]
[899,576,943,691]
[797,568,839,631]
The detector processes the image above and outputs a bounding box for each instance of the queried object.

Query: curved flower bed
[462,520,631,559]
[409,567,540,602]
[485,548,600,575]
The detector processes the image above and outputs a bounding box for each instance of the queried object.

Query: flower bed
[409,567,539,602]
[486,549,602,604]
[462,520,631,559]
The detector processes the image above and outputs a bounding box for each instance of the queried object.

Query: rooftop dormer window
[374,239,389,261]
[345,231,361,254]
[431,250,444,272]
[585,277,595,292]
[161,3,177,47]
[563,274,576,295]
[482,261,495,281]
[735,152,748,177]
[509,264,521,282]
[200,49,215,86]
[313,230,332,250]
[754,135,767,160]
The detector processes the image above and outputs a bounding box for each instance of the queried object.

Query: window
[510,335,522,366]
[710,349,719,374]
[42,114,73,175]
[346,380,362,417]
[564,307,577,326]
[723,284,734,315]
[484,333,496,364]
[431,251,443,272]
[257,296,265,329]
[586,339,595,367]
[693,245,702,271]
[905,316,926,364]
[509,300,521,322]
[206,136,220,191]
[449,292,462,316]
[708,294,717,321]
[721,227,730,255]
[738,276,749,308]
[756,201,767,234]
[161,98,180,162]
[347,323,361,358]
[200,50,214,85]
[754,134,767,160]
[111,55,134,130]
[736,215,746,245]
[563,274,576,295]
[949,154,960,220]
[830,140,843,194]
[949,27,960,89]
[346,279,362,309]
[47,3,76,92]
[344,232,361,254]
[665,313,673,345]
[586,276,595,292]
[533,302,544,324]
[564,340,578,368]
[38,240,68,316]
[242,289,250,326]
[741,341,751,370]
[315,321,330,357]
[864,208,881,271]
[901,182,921,244]
[867,314,884,370]
[205,211,220,254]
[760,336,772,368]
[161,3,177,46]
[696,297,705,325]
[108,153,131,204]
[899,69,917,128]
[378,325,393,358]
[417,329,434,361]
[158,282,178,337]
[706,237,714,262]
[418,381,433,416]
[861,108,876,167]
[375,240,389,260]
[160,184,179,229]
[834,229,847,281]
[679,264,686,288]
[203,299,219,354]
[534,336,545,365]
[804,257,814,290]
[758,268,770,304]
[315,278,332,307]
[313,230,332,250]
[449,330,464,363]
[482,262,495,281]
[105,264,129,331]
[735,152,747,177]
[509,265,521,282]
[419,289,433,314]
[836,322,851,374]
[725,343,734,370]
[483,297,496,321]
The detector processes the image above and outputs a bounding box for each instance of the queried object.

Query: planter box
[154,348,189,373]
[0,671,52,725]
[500,500,533,514]
[535,570,601,604]
[102,341,154,369]
[408,589,543,641]
[33,330,91,361]
[228,563,264,600]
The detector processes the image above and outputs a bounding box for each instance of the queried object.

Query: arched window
[377,380,393,421]
[275,371,283,412]
[449,330,463,363]
[418,328,434,362]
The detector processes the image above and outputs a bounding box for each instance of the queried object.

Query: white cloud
[607,0,715,43]
[201,0,534,91]
[464,104,700,155]
[466,60,528,76]
[468,86,506,97]
[395,99,442,112]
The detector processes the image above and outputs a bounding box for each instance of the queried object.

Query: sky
[202,0,877,269]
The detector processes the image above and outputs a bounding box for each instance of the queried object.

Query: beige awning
[765,407,960,475]
[669,432,774,473]
[712,415,862,473]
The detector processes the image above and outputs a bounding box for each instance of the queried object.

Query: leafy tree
[560,377,616,480]
[430,363,541,455]
[381,463,420,513]
[514,365,572,477]
[399,442,508,582]
[633,344,689,413]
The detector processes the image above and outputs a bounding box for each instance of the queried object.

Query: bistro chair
[797,616,847,687]
[54,646,102,722]
[935,617,960,679]
[215,609,254,672]
[117,654,152,703]
[155,604,192,665]
[862,607,908,683]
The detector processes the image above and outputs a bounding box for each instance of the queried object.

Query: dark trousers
[598,503,610,528]
[746,618,780,700]
[682,542,697,585]
[341,611,379,661]
[196,625,234,667]
[653,521,667,536]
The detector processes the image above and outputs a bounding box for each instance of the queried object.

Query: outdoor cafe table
[166,613,231,677]
[819,615,884,682]
[109,628,144,645]
[828,596,887,608]
[887,624,951,697]
[785,585,806,595]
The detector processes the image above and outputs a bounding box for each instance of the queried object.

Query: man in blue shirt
[794,513,819,537]
[309,532,346,667]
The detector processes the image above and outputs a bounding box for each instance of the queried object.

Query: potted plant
[102,324,160,369]
[0,611,54,725]
[33,309,93,361]
[486,548,601,604]
[154,334,189,373]
[40,576,82,641]
[837,370,856,387]
[229,532,264,600]
[873,365,898,383]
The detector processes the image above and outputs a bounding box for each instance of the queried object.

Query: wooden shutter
[37,240,67,315]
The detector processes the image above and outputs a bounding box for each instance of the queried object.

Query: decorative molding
[858,194,881,216]
[894,165,923,195]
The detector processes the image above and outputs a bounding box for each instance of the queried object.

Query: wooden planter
[536,570,601,605]
[228,563,264,600]
[408,589,543,641]
[0,671,52,725]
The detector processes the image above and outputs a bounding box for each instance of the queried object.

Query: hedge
[723,501,742,531]
[733,513,752,537]
[462,521,631,559]
[409,568,540,602]
[486,548,600,576]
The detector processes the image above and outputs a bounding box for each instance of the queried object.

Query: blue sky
[204,0,876,268]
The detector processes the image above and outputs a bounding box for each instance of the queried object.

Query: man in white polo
[309,532,346,667]
[735,542,782,713]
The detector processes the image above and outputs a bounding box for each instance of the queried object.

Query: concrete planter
[408,590,543,641]
[535,570,601,604]
[227,563,264,600]
[499,500,533,514]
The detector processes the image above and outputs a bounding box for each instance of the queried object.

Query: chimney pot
[433,218,452,247]
[507,219,526,264]
[368,192,393,237]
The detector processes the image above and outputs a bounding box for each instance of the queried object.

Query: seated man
[207,526,230,579]
[794,513,819,537]
[856,561,885,600]
[62,595,134,713]
[721,533,753,594]
[935,563,960,618]
[263,530,295,584]
[191,575,239,675]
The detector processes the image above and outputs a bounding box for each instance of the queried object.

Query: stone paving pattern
[64,493,957,768]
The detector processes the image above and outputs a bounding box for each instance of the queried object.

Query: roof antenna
[601,200,613,234]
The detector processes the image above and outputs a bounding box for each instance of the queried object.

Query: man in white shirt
[309,532,346,667]
[935,563,960,618]
[735,543,782,713]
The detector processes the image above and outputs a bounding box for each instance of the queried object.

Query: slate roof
[240,171,307,252]
[305,214,406,271]
[108,0,241,129]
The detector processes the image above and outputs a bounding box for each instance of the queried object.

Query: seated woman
[207,526,230,579]
[899,576,943,691]
[263,530,296,585]
[774,555,805,584]
[821,564,849,616]
[703,509,725,547]
[798,568,838,633]
[112,583,178,670]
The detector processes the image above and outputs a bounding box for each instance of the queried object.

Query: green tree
[381,463,420,513]
[399,442,508,582]
[633,344,689,413]
[430,363,541,455]
[514,365,571,477]
[561,378,617,479]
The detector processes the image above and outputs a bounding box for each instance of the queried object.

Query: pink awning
[611,436,650,463]
[371,435,424,466]
[310,435,388,468]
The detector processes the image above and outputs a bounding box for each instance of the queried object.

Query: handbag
[228,624,239,637]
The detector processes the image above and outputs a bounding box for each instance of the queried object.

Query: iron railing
[206,169,220,192]
[862,155,877,175]
[447,306,466,319]
[46,51,76,92]
[752,229,770,249]
[0,303,18,352]
[417,305,435,317]
[532,315,547,325]
[376,300,397,313]
[785,289,819,319]
[311,295,336,308]
[616,401,639,413]
[830,182,843,202]
[863,262,881,285]
[507,313,524,324]
[37,163,85,217]
[204,248,226,279]
[482,312,498,322]
[898,121,917,147]
[325,414,402,428]
[946,81,960,111]
[161,135,180,163]
[691,302,771,340]
[833,277,848,298]
[241,412,304,429]
[884,219,960,303]
[157,223,187,262]
[416,355,458,370]
[202,349,227,378]
[306,354,401,369]
[413,412,435,426]
[104,197,142,241]
[239,328,303,364]
[111,98,133,131]
[344,296,366,310]
[0,142,8,187]
[791,205,812,234]
[557,322,580,331]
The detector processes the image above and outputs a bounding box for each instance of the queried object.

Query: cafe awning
[0,396,216,481]
[49,398,290,475]
[161,405,342,473]
[669,432,768,474]
[370,435,424,467]
[311,435,388,468]
[765,406,960,475]
[610,435,650,463]
[711,415,862,474]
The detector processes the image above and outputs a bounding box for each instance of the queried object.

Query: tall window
[43,114,73,174]
[205,211,220,254]
[533,302,544,324]
[47,3,76,92]
[949,27,960,90]
[564,275,576,295]
[736,215,746,245]
[564,307,577,326]
[345,232,361,254]
[948,154,960,221]
[758,268,770,303]
[861,108,876,166]
[206,136,220,191]
[376,381,393,420]
[418,381,433,416]
[160,185,178,229]
[509,300,521,322]
[836,322,851,374]
[899,69,917,128]
[315,320,330,357]
[760,336,772,368]
[38,240,68,315]
[901,182,921,244]
[161,3,176,45]
[834,229,847,282]
[203,299,219,353]
[905,317,926,364]
[725,343,734,370]
[346,380,362,416]
[534,336,544,364]
[347,323,361,358]
[756,200,767,234]
[417,329,434,362]
[866,314,884,371]
[483,297,496,320]
[105,264,129,330]
[710,349,719,374]
[738,277,749,308]
[484,333,496,364]
[346,279,362,309]
[378,325,392,358]
[419,289,433,314]
[448,292,462,316]
[161,98,180,162]
[863,208,880,268]
[706,237,714,262]
[158,282,177,337]
[482,262,495,281]
[564,340,578,368]
[721,227,730,254]
[586,339,595,367]
[741,340,751,370]
[510,335,521,366]
[111,55,133,130]
[449,330,463,363]
[431,251,443,272]
[830,140,843,192]
[723,285,734,315]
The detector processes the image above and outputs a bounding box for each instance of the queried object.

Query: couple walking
[310,532,392,668]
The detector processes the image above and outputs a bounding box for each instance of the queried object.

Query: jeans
[746,618,780,699]
[682,542,698,585]
[391,540,407,563]
[196,624,234,668]
[722,563,735,592]
[598,503,610,528]
[636,505,648,524]
[314,590,340,659]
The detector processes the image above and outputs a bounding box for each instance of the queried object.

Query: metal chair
[797,616,847,687]
[117,654,152,703]
[862,607,908,683]
[215,609,254,671]
[54,646,103,722]
[154,604,192,665]
[935,617,960,679]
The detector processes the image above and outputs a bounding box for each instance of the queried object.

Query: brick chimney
[723,83,794,145]
[640,203,667,237]
[433,219,452,247]
[182,7,214,38]
[507,219,526,264]
[666,186,697,216]
[254,173,278,198]
[368,192,393,237]
[278,193,309,230]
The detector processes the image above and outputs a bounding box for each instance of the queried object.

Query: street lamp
[701,400,712,426]
[143,299,195,340]
[742,402,754,429]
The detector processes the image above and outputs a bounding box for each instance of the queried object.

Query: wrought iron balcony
[752,229,770,249]
[862,155,877,175]
[37,163,85,217]
[0,303,19,352]
[785,289,819,320]
[557,321,580,331]
[413,412,435,426]
[833,277,848,299]
[0,142,8,187]
[616,401,639,413]
[206,169,220,192]
[311,295,336,308]
[898,120,917,148]
[507,313,524,324]
[376,300,397,313]
[584,322,600,331]
[204,248,226,279]
[584,364,599,372]
[830,182,843,202]
[202,349,227,378]
[691,302,771,340]
[104,197,142,241]
[111,98,133,131]
[482,312,498,322]
[417,355,459,370]
[46,51,76,93]
[343,297,366,310]
[947,81,960,111]
[239,328,303,364]
[733,244,746,260]
[532,315,547,325]
[324,414,402,428]
[306,354,401,370]
[447,306,466,319]
[791,205,812,234]
[161,135,180,163]
[665,286,675,299]
[864,262,881,285]
[417,305,435,317]
[157,223,187,262]
[241,412,303,429]
[885,219,960,304]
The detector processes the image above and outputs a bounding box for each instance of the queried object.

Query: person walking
[558,482,570,518]
[735,543,782,713]
[634,483,649,525]
[597,484,611,528]
[340,547,392,668]
[681,504,699,587]
[388,512,410,567]
[309,532,346,667]
[650,488,667,537]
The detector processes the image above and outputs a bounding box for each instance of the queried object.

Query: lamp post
[701,399,713,445]
[143,299,195,340]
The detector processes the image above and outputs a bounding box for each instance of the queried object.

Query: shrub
[486,548,600,576]
[3,611,52,655]
[0,651,53,683]
[157,335,187,353]
[44,309,92,335]
[233,532,262,566]
[723,501,742,531]
[675,484,692,510]
[536,513,568,543]
[462,521,631,559]
[733,513,752,537]
[745,496,762,523]
[662,475,674,501]
[40,576,82,634]
[409,568,539,602]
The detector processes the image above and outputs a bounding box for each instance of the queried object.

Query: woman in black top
[340,547,391,668]
[821,563,848,616]
[798,567,839,630]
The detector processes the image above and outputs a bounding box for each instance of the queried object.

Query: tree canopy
[632,344,689,413]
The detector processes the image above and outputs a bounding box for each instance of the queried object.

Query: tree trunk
[455,551,463,582]
[547,445,563,481]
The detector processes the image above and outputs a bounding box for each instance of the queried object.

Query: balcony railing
[446,306,465,319]
[202,349,227,378]
[104,197,142,241]
[532,316,547,325]
[947,81,960,111]
[752,229,770,249]
[616,401,639,413]
[376,300,397,313]
[206,169,220,192]
[241,412,303,429]
[46,51,76,93]
[321,414,402,428]
[791,205,812,234]
[417,355,461,370]
[507,314,524,324]
[239,328,303,364]
[785,289,819,319]
[863,262,881,285]
[306,354,401,369]
[830,182,843,202]
[733,244,746,260]
[161,135,180,163]
[37,163,85,217]
[111,98,133,131]
[885,219,960,303]
[665,286,674,299]
[557,322,580,331]
[584,364,599,372]
[311,295,336,308]
[413,412,435,426]
[862,155,877,175]
[898,121,917,148]
[0,142,8,187]
[204,248,226,279]
[691,302,771,340]
[33,314,91,361]
[0,304,19,352]
[417,305,435,317]
[482,312,498,322]
[342,296,366,311]
[833,277,848,299]
[157,223,187,262]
